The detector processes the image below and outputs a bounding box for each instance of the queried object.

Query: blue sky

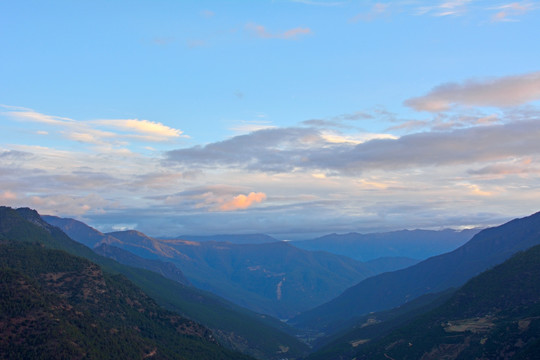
[2,0,540,239]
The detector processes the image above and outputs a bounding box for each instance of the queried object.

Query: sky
[1,0,540,239]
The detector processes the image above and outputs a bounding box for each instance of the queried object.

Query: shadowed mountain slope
[0,224,252,359]
[292,228,478,261]
[291,211,540,334]
[319,243,540,360]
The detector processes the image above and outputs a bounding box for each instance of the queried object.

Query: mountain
[363,256,420,274]
[93,243,191,286]
[151,240,385,319]
[327,243,540,360]
[4,208,309,360]
[0,230,251,359]
[175,234,278,244]
[42,215,118,249]
[292,228,479,261]
[291,211,540,335]
[44,216,399,320]
[306,290,455,358]
[43,216,191,286]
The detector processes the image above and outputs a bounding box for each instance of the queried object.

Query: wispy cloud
[2,106,187,145]
[347,1,537,23]
[230,121,276,134]
[5,109,74,125]
[152,37,175,45]
[92,119,186,140]
[291,0,344,6]
[201,10,215,18]
[186,39,207,48]
[246,23,312,39]
[350,3,390,22]
[490,1,536,22]
[416,0,472,17]
[27,193,109,216]
[405,71,540,112]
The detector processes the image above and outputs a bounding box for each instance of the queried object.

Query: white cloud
[3,107,187,146]
[92,119,187,141]
[4,109,74,125]
[230,121,276,134]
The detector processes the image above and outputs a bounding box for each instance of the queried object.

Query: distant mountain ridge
[174,234,278,244]
[45,215,417,319]
[291,211,540,334]
[292,228,479,261]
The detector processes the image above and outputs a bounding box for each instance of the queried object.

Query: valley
[3,206,540,359]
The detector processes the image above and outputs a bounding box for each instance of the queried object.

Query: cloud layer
[165,118,540,175]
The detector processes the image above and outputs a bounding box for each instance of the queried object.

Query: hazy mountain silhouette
[292,228,478,261]
[314,243,540,359]
[291,211,540,334]
[45,216,413,319]
[174,234,278,244]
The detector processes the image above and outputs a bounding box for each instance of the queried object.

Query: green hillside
[0,241,251,360]
[315,243,540,360]
[0,207,309,360]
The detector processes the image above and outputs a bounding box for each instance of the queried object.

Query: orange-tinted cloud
[0,190,17,201]
[92,119,185,140]
[219,192,267,211]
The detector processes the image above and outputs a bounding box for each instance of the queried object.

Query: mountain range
[173,233,278,244]
[6,206,540,359]
[44,215,421,319]
[291,228,479,261]
[0,208,253,360]
[310,243,540,359]
[4,207,309,360]
[290,211,540,336]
